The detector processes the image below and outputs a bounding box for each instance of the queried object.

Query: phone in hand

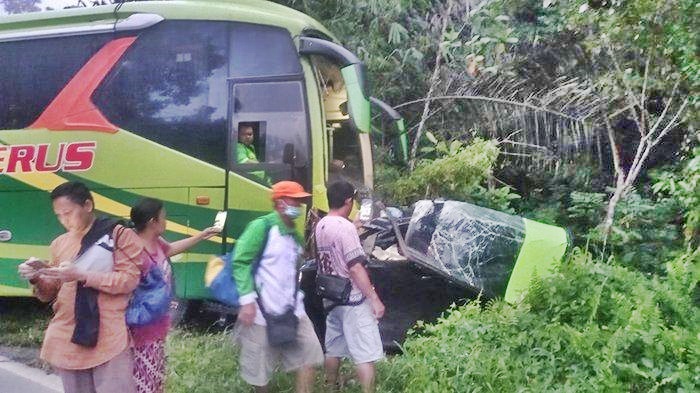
[213,211,227,231]
[26,258,49,270]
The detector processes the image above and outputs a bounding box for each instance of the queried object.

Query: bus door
[225,75,312,235]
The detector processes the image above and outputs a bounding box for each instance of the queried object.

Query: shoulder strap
[251,215,272,278]
[78,217,118,257]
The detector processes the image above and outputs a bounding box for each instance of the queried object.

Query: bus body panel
[0,2,369,299]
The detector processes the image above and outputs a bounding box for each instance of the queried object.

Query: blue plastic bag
[204,251,239,307]
[126,264,171,327]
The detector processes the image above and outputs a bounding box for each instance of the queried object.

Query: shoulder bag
[126,250,172,327]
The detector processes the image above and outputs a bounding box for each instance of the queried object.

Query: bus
[0,0,406,304]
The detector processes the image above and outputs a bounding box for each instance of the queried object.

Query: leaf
[449,140,463,155]
[426,131,438,144]
[388,22,408,45]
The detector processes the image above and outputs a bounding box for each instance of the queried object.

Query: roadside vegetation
[1,0,697,391]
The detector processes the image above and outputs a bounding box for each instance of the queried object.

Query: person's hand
[352,216,364,232]
[199,226,221,240]
[369,296,385,319]
[237,302,256,327]
[41,261,87,283]
[18,257,45,280]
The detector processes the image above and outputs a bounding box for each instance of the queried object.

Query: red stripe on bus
[29,36,137,133]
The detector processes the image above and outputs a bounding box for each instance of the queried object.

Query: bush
[377,251,699,392]
[376,137,520,212]
[653,146,700,247]
[566,192,684,275]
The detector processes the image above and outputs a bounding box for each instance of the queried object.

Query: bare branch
[648,79,681,136]
[607,104,637,119]
[499,139,550,152]
[651,97,689,147]
[409,0,453,170]
[604,39,644,136]
[640,50,652,131]
[500,152,537,157]
[604,114,624,178]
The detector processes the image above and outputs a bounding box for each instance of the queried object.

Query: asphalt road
[0,356,62,393]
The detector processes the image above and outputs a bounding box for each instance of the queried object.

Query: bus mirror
[283,143,295,165]
[369,97,408,163]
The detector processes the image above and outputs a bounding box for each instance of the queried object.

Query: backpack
[204,216,271,307]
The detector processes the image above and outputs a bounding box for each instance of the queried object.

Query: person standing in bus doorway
[232,181,324,393]
[315,180,385,393]
[16,181,143,393]
[129,197,221,393]
[237,122,259,163]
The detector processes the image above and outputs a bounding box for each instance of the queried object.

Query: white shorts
[325,300,384,364]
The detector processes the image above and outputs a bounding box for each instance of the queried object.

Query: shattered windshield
[404,200,525,297]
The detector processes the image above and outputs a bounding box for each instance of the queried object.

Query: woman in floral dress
[129,198,220,393]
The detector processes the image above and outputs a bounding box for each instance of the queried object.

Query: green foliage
[512,158,684,275]
[510,159,608,226]
[377,137,520,212]
[653,146,700,246]
[166,330,240,393]
[566,191,684,275]
[565,0,699,91]
[378,251,700,392]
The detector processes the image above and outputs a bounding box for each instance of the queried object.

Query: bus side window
[93,21,229,168]
[0,34,113,130]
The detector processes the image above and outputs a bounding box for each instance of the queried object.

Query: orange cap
[271,181,311,200]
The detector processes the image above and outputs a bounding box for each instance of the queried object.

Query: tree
[561,0,697,236]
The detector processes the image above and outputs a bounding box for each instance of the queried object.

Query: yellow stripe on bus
[7,172,222,243]
[0,284,32,297]
[0,243,50,260]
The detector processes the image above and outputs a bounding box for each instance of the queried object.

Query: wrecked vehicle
[301,199,571,348]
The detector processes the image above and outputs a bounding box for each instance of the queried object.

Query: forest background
[0,0,698,391]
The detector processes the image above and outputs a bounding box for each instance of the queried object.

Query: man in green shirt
[236,123,259,164]
[232,181,324,393]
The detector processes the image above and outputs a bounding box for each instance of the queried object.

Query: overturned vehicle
[301,199,571,348]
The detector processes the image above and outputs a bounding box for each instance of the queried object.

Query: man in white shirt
[315,180,385,392]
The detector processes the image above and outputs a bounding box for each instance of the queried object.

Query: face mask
[281,202,302,219]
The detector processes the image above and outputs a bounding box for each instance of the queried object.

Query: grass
[0,298,365,392]
[0,298,51,347]
[166,328,364,393]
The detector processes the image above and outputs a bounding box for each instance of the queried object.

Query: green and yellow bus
[0,0,405,302]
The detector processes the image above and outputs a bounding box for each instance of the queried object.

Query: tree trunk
[408,1,453,171]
